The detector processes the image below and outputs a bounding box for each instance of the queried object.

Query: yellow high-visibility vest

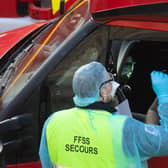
[46,107,134,168]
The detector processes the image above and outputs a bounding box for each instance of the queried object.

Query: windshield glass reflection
[0,0,89,112]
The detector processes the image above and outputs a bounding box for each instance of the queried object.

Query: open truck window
[109,26,168,116]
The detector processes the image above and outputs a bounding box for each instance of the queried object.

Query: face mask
[111,81,120,97]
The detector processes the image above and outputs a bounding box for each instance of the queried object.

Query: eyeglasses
[99,73,115,90]
[99,79,113,89]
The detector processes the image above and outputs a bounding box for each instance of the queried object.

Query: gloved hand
[151,71,168,104]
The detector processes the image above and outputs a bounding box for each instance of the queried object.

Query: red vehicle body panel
[148,157,168,168]
[0,22,46,59]
[0,0,38,17]
[90,0,168,35]
[0,0,18,17]
[0,0,78,19]
[90,0,168,13]
[7,161,41,168]
[28,3,53,20]
[0,0,168,168]
[29,0,78,19]
[107,19,168,32]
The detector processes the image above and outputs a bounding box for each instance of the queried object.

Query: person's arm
[123,71,168,160]
[123,103,168,160]
[146,98,160,125]
[39,116,53,168]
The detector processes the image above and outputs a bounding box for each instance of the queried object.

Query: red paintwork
[64,0,79,13]
[0,1,168,168]
[148,157,168,168]
[106,17,168,31]
[90,0,168,13]
[20,0,38,2]
[0,0,79,19]
[0,0,38,17]
[29,0,79,19]
[7,161,41,168]
[0,22,46,59]
[0,0,18,17]
[29,3,52,20]
[6,157,168,168]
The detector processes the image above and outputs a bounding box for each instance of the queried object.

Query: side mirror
[0,114,32,137]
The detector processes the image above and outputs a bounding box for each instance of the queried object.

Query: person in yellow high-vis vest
[39,61,168,168]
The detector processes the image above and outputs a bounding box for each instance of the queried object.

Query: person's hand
[151,71,168,104]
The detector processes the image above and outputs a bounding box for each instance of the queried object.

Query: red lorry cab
[0,0,168,167]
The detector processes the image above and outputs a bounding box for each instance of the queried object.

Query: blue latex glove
[151,71,168,104]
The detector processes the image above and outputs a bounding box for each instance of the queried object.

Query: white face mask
[111,81,120,97]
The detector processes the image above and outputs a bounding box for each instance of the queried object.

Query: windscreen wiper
[0,43,33,96]
[0,20,55,75]
[0,20,56,96]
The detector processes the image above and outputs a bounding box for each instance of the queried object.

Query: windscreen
[0,0,89,117]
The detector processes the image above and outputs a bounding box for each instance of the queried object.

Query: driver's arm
[123,103,168,160]
[146,98,160,125]
[123,71,168,159]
